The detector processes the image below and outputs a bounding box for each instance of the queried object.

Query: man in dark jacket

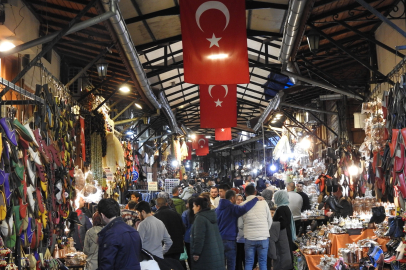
[215,190,261,270]
[72,196,92,251]
[97,198,142,270]
[297,182,311,212]
[171,187,186,215]
[154,197,185,262]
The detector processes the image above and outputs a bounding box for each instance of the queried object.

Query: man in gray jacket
[135,201,173,259]
[238,185,272,270]
[287,182,303,235]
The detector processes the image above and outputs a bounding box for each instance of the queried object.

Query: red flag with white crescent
[195,135,209,155]
[80,116,86,162]
[179,0,249,84]
[200,84,237,128]
[215,127,232,141]
[186,142,193,160]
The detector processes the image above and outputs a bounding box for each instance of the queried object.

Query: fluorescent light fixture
[134,103,142,109]
[271,120,277,123]
[208,54,228,59]
[126,130,134,135]
[205,135,211,138]
[0,41,15,52]
[119,85,130,93]
[276,113,282,117]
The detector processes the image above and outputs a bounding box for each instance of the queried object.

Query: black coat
[154,206,185,255]
[273,205,295,262]
[191,209,225,270]
[298,192,311,211]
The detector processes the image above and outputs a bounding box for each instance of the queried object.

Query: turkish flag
[180,0,249,84]
[80,116,86,162]
[200,84,237,128]
[186,142,192,160]
[195,135,209,155]
[215,127,232,141]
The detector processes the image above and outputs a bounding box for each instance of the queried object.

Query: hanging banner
[80,116,86,162]
[186,142,193,160]
[200,84,237,128]
[215,127,232,141]
[195,135,209,155]
[179,0,249,84]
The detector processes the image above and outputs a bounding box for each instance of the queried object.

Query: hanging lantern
[306,30,320,53]
[96,57,108,78]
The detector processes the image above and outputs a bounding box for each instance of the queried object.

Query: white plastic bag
[140,259,160,270]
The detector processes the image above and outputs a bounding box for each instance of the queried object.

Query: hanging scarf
[273,190,296,242]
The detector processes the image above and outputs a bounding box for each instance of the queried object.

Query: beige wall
[1,0,61,89]
[373,4,406,97]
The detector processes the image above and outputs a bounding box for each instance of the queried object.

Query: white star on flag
[207,33,221,48]
[221,128,225,132]
[215,99,223,107]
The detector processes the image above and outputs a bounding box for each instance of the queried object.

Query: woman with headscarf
[261,189,275,210]
[273,190,296,258]
[83,212,104,270]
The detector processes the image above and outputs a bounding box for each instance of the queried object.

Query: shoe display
[0,118,17,146]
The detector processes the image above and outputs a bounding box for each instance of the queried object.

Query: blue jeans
[245,239,269,270]
[223,239,237,270]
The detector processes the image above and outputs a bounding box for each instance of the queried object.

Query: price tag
[148,182,158,191]
[106,172,113,181]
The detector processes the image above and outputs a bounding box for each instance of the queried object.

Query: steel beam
[280,102,338,115]
[125,1,288,25]
[336,20,405,58]
[0,0,99,98]
[77,73,115,102]
[109,100,121,110]
[112,101,136,121]
[355,0,406,39]
[66,47,111,88]
[0,78,45,103]
[307,23,391,83]
[134,117,161,141]
[283,109,329,146]
[114,117,142,125]
[0,2,115,57]
[282,70,364,100]
[93,89,119,112]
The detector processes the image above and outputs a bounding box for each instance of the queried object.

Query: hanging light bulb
[172,160,179,167]
[349,164,359,176]
[300,137,311,149]
[270,164,277,171]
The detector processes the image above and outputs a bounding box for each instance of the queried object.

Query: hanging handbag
[179,246,188,261]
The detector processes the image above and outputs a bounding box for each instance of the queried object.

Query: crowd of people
[69,176,348,270]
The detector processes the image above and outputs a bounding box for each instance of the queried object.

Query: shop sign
[132,170,139,181]
[105,169,113,181]
[148,182,158,191]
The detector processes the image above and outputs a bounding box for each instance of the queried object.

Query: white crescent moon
[198,138,206,145]
[195,1,230,32]
[208,85,228,98]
